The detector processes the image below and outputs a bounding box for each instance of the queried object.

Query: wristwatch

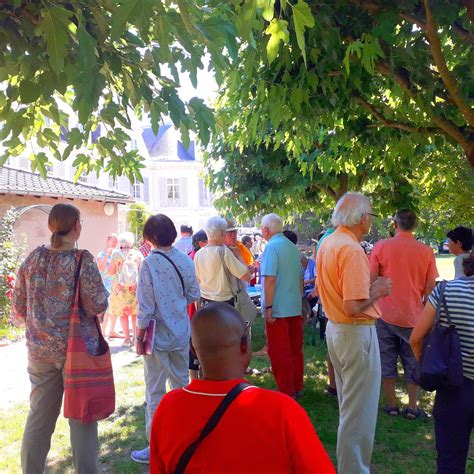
[265,305,273,310]
[136,335,144,342]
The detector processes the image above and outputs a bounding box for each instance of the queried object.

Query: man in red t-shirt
[150,303,335,474]
[370,209,438,419]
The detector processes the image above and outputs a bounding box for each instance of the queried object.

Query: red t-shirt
[369,232,439,327]
[150,379,335,474]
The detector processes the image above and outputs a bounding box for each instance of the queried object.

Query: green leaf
[258,0,275,21]
[291,0,315,67]
[111,0,139,40]
[34,152,49,177]
[265,19,289,64]
[77,27,97,74]
[236,0,257,40]
[150,97,167,135]
[19,80,40,103]
[36,5,72,75]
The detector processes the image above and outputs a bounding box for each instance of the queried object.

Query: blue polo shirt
[261,233,302,318]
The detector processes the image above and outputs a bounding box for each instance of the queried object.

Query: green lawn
[2,317,472,473]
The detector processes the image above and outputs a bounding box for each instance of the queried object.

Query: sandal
[109,332,124,339]
[382,405,400,416]
[402,407,428,420]
[122,339,133,348]
[325,385,338,397]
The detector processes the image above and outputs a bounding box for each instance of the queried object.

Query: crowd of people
[10,197,473,474]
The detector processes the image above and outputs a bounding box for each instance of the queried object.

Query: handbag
[174,383,251,474]
[412,281,464,392]
[219,248,258,323]
[63,252,116,423]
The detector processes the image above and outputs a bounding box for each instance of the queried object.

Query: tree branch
[354,96,437,134]
[423,0,474,127]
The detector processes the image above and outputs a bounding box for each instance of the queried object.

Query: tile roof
[0,167,134,203]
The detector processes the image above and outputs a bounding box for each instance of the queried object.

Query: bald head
[191,303,251,380]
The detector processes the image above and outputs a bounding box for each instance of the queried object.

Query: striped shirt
[429,277,474,380]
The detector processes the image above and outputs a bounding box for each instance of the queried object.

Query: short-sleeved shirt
[316,226,380,324]
[12,246,108,363]
[261,233,302,318]
[136,248,200,351]
[194,246,248,301]
[150,379,335,474]
[174,236,193,255]
[429,278,474,380]
[369,232,439,328]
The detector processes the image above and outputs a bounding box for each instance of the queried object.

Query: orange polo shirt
[150,379,335,474]
[316,226,380,324]
[369,231,438,328]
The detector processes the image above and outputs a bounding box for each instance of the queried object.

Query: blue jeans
[433,377,474,473]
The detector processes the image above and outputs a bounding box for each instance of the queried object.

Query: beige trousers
[21,359,98,474]
[144,346,189,442]
[326,321,381,474]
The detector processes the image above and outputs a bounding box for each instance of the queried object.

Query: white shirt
[194,246,248,301]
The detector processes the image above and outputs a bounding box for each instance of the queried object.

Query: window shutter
[198,179,205,206]
[159,177,167,208]
[179,177,187,207]
[119,176,130,193]
[144,177,150,203]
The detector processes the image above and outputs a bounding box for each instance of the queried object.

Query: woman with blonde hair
[107,231,143,346]
[12,203,109,473]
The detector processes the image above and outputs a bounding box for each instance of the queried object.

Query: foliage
[126,202,151,243]
[0,208,25,326]
[206,0,474,230]
[213,0,473,166]
[0,0,315,181]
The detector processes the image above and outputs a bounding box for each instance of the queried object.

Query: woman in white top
[194,216,251,306]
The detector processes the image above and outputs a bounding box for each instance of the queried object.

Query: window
[198,179,212,207]
[130,139,138,150]
[109,177,117,190]
[131,181,142,200]
[166,178,181,206]
[46,164,54,176]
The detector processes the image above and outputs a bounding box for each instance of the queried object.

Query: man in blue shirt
[261,213,303,397]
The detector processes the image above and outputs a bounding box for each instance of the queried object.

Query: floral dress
[109,249,143,318]
[11,246,109,364]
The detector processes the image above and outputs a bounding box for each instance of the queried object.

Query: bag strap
[153,250,185,296]
[174,382,250,474]
[73,251,86,298]
[440,284,454,326]
[433,280,448,326]
[218,247,239,298]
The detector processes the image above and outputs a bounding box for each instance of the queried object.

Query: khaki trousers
[326,321,381,474]
[144,346,189,442]
[21,359,98,474]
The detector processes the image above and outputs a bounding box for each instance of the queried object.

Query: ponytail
[48,204,80,249]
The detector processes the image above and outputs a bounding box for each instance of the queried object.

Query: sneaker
[131,446,150,464]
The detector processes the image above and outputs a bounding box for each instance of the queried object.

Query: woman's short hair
[204,216,227,239]
[119,231,135,247]
[283,230,298,244]
[143,214,177,247]
[48,203,80,248]
[241,235,252,246]
[192,229,208,250]
[447,226,472,251]
[332,192,372,227]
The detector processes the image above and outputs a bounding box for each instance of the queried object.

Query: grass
[2,318,472,473]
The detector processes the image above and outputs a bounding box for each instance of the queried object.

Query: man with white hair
[261,213,303,397]
[316,192,392,474]
[194,216,251,306]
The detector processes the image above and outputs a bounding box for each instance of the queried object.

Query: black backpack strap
[174,382,251,474]
[153,250,185,296]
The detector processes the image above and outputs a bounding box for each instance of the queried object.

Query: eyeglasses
[365,212,378,218]
[120,245,132,250]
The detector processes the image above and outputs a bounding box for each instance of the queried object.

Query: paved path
[0,337,141,409]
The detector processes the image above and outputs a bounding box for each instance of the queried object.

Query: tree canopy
[205,0,473,227]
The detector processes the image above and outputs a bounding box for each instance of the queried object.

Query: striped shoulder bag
[63,251,116,423]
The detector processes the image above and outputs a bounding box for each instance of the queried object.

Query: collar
[395,231,414,239]
[183,378,249,397]
[337,226,359,243]
[268,232,283,242]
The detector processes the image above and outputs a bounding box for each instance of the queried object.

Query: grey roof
[0,166,134,203]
